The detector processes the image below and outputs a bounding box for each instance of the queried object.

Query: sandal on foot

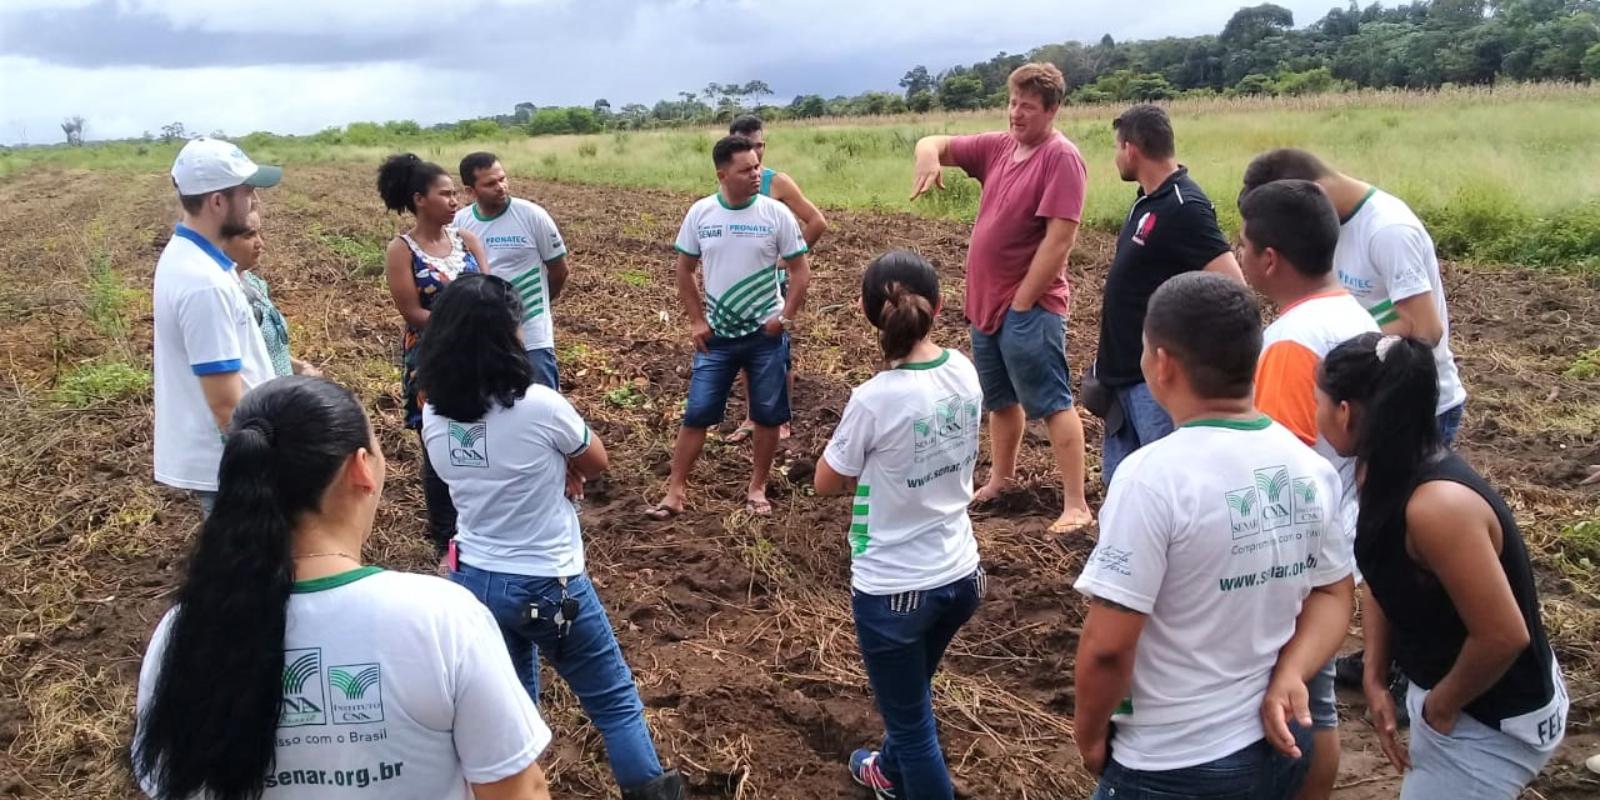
[726,422,756,444]
[642,503,682,521]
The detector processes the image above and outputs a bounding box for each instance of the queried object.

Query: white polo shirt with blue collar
[153,224,276,491]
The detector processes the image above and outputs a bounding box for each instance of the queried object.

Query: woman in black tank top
[1314,333,1567,798]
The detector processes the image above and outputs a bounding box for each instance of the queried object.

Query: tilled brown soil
[0,164,1597,799]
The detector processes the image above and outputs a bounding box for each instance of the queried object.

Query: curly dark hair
[376,152,447,214]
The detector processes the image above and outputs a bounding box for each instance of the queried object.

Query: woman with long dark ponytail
[1317,333,1567,798]
[134,376,552,800]
[816,251,986,799]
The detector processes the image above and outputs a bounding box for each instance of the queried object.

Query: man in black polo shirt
[1094,105,1243,486]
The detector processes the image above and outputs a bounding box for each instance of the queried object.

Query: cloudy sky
[2,0,1343,145]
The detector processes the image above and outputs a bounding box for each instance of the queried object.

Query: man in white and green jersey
[646,135,811,520]
[1074,273,1354,799]
[455,152,569,390]
[1241,149,1466,445]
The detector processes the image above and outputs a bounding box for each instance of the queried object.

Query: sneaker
[849,749,896,798]
[1388,671,1410,728]
[1333,650,1365,688]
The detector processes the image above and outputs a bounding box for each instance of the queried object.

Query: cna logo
[1292,477,1323,524]
[280,648,326,727]
[448,422,488,469]
[329,664,385,725]
[1255,466,1293,531]
[1131,211,1157,245]
[1226,488,1261,539]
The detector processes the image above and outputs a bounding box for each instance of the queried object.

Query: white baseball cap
[170,137,282,195]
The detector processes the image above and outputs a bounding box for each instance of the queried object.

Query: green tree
[1585,41,1600,78]
[788,94,828,118]
[1220,4,1295,46]
[899,65,934,98]
[907,89,936,112]
[1235,72,1278,95]
[937,73,985,109]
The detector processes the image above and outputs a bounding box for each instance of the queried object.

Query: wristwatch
[777,315,793,331]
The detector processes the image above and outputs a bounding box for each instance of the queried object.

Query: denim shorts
[969,306,1073,420]
[1309,659,1338,729]
[684,330,790,429]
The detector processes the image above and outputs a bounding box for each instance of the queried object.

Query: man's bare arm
[198,372,245,433]
[911,136,958,198]
[771,173,828,248]
[1011,217,1079,311]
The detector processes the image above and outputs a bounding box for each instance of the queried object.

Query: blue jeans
[195,491,216,518]
[684,331,790,428]
[970,306,1073,420]
[853,568,986,799]
[449,564,663,788]
[1101,382,1175,488]
[1437,402,1464,448]
[1091,731,1313,800]
[525,347,560,392]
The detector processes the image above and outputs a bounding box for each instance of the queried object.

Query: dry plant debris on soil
[0,165,1597,799]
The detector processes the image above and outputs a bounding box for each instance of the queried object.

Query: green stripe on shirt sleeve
[673,244,700,257]
[782,245,810,260]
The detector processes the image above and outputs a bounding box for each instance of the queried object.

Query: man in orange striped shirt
[1238,179,1379,800]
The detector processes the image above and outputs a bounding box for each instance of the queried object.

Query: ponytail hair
[135,376,373,800]
[376,152,447,215]
[861,250,940,363]
[1317,333,1441,542]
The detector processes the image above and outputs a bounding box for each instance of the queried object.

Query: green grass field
[7,83,1599,269]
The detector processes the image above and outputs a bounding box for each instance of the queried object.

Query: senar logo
[329,664,385,725]
[280,648,326,727]
[448,422,488,469]
[1226,488,1260,539]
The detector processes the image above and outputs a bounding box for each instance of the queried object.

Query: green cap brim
[244,164,283,188]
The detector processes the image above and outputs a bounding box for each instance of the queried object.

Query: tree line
[46,0,1600,146]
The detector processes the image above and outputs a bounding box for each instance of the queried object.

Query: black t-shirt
[1095,168,1232,387]
[1357,453,1560,729]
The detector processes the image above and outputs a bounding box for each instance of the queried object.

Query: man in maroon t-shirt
[910,62,1093,534]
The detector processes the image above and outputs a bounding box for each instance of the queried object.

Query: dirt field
[1,164,1597,799]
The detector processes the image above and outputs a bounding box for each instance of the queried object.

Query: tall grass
[7,84,1599,269]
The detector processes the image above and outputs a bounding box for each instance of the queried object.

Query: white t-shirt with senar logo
[1074,417,1351,772]
[422,386,591,577]
[136,569,551,799]
[822,349,983,595]
[1334,188,1465,414]
[674,193,807,339]
[153,225,277,491]
[453,199,567,351]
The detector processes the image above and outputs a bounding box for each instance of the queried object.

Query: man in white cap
[153,138,282,515]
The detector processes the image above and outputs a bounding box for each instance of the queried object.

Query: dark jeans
[526,346,560,392]
[853,569,985,799]
[418,431,456,556]
[1091,731,1313,800]
[1437,402,1465,448]
[449,564,663,788]
[1101,381,1175,488]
